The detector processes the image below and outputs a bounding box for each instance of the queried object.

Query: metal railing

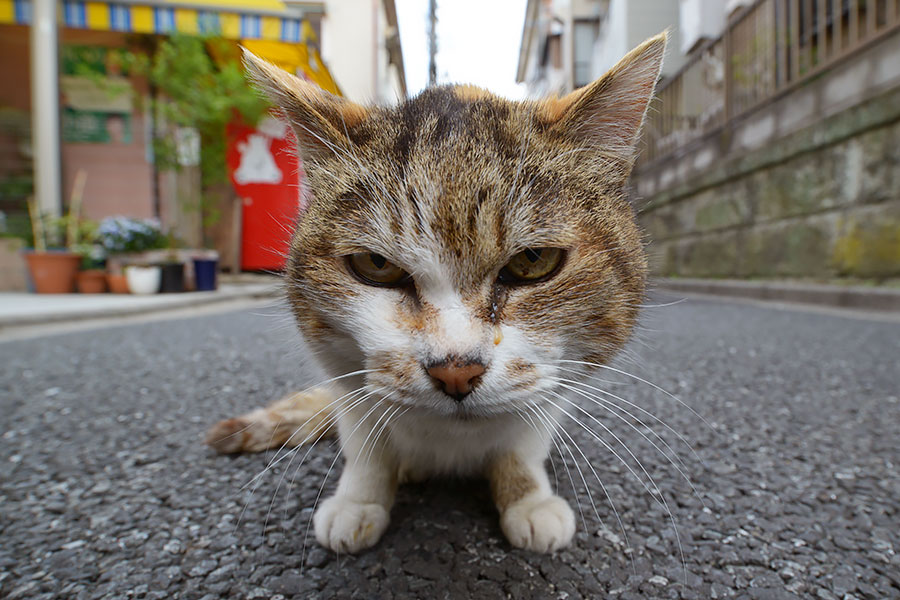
[637,0,900,169]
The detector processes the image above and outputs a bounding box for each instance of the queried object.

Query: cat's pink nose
[427,360,486,401]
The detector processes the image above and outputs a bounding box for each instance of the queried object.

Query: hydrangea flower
[97,216,167,254]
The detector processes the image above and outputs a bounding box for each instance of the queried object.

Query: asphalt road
[2,295,898,599]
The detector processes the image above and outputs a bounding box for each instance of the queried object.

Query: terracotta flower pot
[76,269,108,294]
[23,251,81,294]
[107,273,130,294]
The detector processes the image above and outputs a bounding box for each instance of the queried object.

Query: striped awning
[0,0,321,42]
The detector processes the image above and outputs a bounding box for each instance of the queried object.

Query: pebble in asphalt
[1,295,899,599]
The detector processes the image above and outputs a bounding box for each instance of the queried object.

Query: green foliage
[118,35,270,224]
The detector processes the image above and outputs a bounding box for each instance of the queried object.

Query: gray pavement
[0,282,280,329]
[1,295,898,599]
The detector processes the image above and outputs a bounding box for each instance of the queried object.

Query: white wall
[322,0,377,103]
[626,0,683,76]
[321,0,403,104]
[679,0,725,54]
[591,0,684,80]
[591,0,627,78]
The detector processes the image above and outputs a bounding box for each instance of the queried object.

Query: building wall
[0,27,156,224]
[321,0,404,104]
[634,34,900,281]
[678,0,725,54]
[591,0,684,81]
[517,0,578,97]
[322,0,376,102]
[60,30,156,221]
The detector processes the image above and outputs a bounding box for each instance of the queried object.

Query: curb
[0,284,283,330]
[653,278,900,312]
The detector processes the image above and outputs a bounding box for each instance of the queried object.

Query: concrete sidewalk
[655,277,900,312]
[0,282,282,329]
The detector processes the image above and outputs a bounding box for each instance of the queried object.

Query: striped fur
[223,32,667,554]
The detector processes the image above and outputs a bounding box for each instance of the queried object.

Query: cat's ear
[241,48,368,162]
[541,31,667,158]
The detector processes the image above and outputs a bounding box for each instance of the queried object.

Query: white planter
[125,265,161,295]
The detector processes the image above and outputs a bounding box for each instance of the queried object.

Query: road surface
[2,295,898,599]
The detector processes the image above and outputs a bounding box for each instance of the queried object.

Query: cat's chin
[417,400,517,423]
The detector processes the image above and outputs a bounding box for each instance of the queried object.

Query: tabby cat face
[245,35,665,418]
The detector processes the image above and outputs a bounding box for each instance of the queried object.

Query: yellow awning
[1,0,340,95]
[242,39,340,96]
[1,0,317,44]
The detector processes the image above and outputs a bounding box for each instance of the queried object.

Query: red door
[226,117,304,271]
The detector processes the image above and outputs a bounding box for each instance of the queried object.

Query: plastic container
[193,258,218,291]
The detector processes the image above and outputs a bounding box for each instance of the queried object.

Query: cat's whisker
[533,400,636,573]
[355,401,395,468]
[630,297,688,309]
[546,368,706,469]
[246,387,374,533]
[236,387,373,525]
[375,404,416,467]
[544,391,672,511]
[531,404,601,533]
[542,393,687,580]
[364,402,408,467]
[351,392,399,468]
[553,359,714,431]
[550,378,707,509]
[240,384,371,492]
[514,408,560,495]
[299,391,396,565]
[267,387,386,529]
[526,404,589,535]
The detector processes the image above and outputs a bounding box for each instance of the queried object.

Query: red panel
[226,119,304,271]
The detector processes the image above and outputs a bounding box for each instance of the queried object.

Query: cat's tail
[205,388,336,454]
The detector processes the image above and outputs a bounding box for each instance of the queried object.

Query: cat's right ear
[242,48,368,163]
[539,31,667,162]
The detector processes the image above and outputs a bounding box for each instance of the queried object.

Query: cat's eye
[347,253,411,287]
[499,248,564,284]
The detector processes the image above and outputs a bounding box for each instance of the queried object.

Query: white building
[314,0,407,104]
[517,0,688,97]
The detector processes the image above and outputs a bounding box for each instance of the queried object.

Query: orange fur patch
[453,84,493,102]
[488,453,538,511]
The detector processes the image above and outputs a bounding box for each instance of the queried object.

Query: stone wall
[633,32,900,282]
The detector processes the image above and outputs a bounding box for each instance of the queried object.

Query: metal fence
[637,0,900,168]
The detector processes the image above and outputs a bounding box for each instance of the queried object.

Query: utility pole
[428,0,437,86]
[30,0,62,220]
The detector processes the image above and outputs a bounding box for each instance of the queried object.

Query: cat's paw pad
[501,494,575,553]
[314,496,390,553]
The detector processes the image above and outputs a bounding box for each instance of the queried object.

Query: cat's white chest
[386,410,548,477]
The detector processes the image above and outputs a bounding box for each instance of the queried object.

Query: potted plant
[125,264,161,295]
[193,250,219,292]
[96,216,167,293]
[74,240,107,294]
[158,233,186,293]
[22,171,86,294]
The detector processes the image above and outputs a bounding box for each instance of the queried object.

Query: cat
[207,31,667,554]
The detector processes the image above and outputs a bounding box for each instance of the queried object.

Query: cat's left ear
[541,31,667,160]
[241,48,369,163]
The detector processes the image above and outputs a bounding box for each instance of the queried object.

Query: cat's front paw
[313,496,390,553]
[500,493,575,552]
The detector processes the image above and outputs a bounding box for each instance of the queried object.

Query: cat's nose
[426,359,486,401]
